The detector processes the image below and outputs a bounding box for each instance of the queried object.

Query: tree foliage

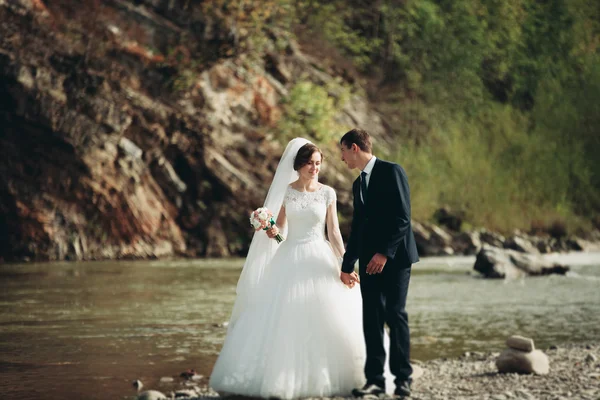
[293,0,600,232]
[202,0,600,232]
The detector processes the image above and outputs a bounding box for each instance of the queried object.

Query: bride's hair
[293,143,324,171]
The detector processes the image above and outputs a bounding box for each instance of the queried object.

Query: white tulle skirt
[209,238,369,399]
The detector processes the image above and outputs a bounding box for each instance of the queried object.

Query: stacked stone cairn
[496,335,550,375]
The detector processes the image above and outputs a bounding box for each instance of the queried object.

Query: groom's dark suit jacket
[342,158,419,273]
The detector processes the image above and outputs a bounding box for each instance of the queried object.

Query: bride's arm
[326,198,345,259]
[267,205,286,239]
[276,205,286,231]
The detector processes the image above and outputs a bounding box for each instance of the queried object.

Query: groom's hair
[293,143,323,171]
[340,129,372,153]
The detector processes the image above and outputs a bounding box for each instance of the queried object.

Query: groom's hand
[366,253,388,274]
[340,271,359,288]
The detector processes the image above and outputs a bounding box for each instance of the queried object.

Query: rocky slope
[0,0,388,262]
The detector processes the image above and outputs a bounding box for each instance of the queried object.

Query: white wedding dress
[209,185,368,399]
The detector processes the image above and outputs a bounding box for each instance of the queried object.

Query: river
[1,253,599,399]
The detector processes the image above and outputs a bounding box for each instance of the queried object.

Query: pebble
[137,390,167,400]
[514,389,534,399]
[175,389,199,397]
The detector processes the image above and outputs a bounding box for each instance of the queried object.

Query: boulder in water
[474,246,569,279]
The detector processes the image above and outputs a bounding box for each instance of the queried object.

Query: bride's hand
[340,271,359,288]
[266,225,279,239]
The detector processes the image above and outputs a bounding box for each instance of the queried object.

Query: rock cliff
[0,0,388,261]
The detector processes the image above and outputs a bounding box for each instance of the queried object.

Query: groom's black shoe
[352,383,385,397]
[394,380,412,398]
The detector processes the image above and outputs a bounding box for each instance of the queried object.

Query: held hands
[266,225,280,239]
[340,271,360,288]
[366,253,388,275]
[339,253,386,289]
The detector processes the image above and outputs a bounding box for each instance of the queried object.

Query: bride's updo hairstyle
[293,143,324,171]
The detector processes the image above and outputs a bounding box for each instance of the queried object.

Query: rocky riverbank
[410,343,599,400]
[134,343,599,400]
[412,216,600,258]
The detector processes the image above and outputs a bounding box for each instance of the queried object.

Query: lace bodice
[283,185,336,243]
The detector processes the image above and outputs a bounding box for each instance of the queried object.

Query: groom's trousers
[359,262,412,389]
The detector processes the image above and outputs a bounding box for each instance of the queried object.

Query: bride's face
[299,151,322,180]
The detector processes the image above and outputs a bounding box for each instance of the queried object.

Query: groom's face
[340,143,358,170]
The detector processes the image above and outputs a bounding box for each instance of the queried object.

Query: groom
[339,129,419,398]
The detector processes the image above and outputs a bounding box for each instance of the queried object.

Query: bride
[209,138,381,399]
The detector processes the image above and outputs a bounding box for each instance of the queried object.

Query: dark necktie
[360,171,368,204]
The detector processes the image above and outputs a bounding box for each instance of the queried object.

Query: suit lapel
[353,177,366,211]
[352,177,363,207]
[364,158,381,208]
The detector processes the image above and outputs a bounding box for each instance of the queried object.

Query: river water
[1,253,599,399]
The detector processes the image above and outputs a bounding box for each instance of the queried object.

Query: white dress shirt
[360,156,377,203]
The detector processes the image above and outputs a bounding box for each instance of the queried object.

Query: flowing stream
[1,253,599,399]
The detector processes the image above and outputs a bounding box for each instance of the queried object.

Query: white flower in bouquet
[258,208,269,221]
[249,207,284,243]
[250,218,263,230]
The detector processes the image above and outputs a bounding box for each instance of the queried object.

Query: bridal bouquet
[250,207,284,243]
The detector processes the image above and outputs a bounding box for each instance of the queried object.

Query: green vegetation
[294,0,600,233]
[278,80,351,143]
[193,1,600,234]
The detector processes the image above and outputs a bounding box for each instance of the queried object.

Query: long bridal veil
[228,138,311,327]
